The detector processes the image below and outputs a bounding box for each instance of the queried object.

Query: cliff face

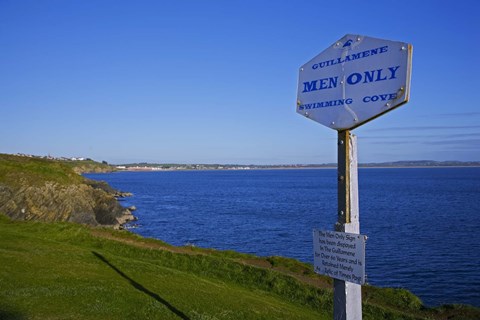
[0,154,134,228]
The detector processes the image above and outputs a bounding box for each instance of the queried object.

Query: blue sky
[1,0,479,164]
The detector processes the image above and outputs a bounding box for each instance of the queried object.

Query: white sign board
[297,34,412,130]
[313,229,366,285]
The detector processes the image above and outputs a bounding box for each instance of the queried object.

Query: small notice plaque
[313,230,366,285]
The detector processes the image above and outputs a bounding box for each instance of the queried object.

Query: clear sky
[1,0,479,164]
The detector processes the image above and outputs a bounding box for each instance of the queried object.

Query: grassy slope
[0,154,114,188]
[1,216,479,320]
[0,215,327,320]
[59,159,115,174]
[0,154,84,188]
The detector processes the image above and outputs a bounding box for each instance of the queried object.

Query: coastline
[114,208,137,230]
[111,190,137,230]
[113,165,480,172]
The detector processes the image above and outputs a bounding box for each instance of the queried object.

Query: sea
[85,167,480,308]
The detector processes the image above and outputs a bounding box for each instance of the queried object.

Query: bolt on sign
[297,34,413,130]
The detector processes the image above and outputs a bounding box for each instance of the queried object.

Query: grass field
[0,154,84,188]
[0,214,478,320]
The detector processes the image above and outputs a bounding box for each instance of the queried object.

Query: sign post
[334,130,362,320]
[297,34,412,320]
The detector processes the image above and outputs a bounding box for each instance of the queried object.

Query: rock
[127,206,137,211]
[114,209,137,229]
[86,180,133,198]
[0,181,133,227]
[116,192,133,198]
[0,154,135,228]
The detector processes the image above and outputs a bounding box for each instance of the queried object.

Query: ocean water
[85,168,480,307]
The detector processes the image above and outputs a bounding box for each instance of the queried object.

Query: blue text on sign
[311,45,389,70]
[302,66,400,93]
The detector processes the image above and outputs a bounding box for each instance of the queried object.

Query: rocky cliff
[0,154,134,228]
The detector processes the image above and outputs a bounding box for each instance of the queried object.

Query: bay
[85,167,480,307]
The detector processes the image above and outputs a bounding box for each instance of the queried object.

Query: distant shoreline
[111,165,480,172]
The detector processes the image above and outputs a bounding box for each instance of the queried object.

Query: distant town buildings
[115,164,253,171]
[16,153,90,162]
[13,153,480,170]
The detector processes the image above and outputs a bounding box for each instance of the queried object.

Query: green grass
[59,159,115,174]
[1,153,478,319]
[0,215,330,319]
[0,214,478,319]
[0,154,84,187]
[0,154,115,190]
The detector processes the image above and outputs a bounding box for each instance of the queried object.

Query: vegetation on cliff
[0,215,478,320]
[0,153,132,227]
[60,159,116,174]
[1,153,478,319]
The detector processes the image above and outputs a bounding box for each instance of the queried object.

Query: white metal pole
[334,130,362,320]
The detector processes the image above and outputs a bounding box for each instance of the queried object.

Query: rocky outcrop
[0,154,139,229]
[0,154,138,228]
[70,163,116,175]
[86,180,133,199]
[0,180,136,228]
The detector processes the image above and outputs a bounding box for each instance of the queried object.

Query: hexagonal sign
[297,34,412,131]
